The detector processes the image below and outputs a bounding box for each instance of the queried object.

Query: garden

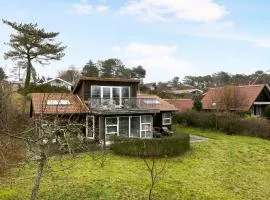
[1,125,269,200]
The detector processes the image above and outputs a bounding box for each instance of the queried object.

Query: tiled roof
[31,93,89,115]
[202,84,265,111]
[164,99,193,112]
[138,94,178,111]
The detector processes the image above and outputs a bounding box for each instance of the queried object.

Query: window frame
[86,115,95,139]
[105,117,119,135]
[162,112,172,125]
[91,85,131,106]
[104,115,153,138]
[140,115,152,138]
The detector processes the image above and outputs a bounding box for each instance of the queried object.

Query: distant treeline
[182,71,270,89]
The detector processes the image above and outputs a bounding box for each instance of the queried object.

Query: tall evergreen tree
[3,19,66,88]
[131,65,146,79]
[81,60,99,77]
[100,58,123,78]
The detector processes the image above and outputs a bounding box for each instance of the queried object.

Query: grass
[1,126,270,200]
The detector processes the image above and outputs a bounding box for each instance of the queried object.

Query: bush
[193,96,202,112]
[111,134,190,157]
[175,111,270,139]
[18,83,70,95]
[264,105,270,118]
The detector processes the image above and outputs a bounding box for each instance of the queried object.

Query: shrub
[264,105,270,118]
[111,134,190,157]
[176,110,270,139]
[18,83,70,95]
[193,96,202,112]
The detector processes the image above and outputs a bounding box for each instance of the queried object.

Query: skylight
[47,100,71,106]
[143,99,160,104]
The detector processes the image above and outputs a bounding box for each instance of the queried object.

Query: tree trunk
[30,152,46,200]
[25,57,32,88]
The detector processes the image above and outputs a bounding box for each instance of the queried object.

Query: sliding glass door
[130,116,140,138]
[91,86,130,107]
[119,117,129,137]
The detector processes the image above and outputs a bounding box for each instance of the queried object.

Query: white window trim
[140,115,152,138]
[91,85,130,103]
[86,115,95,139]
[105,115,153,138]
[162,113,172,125]
[105,117,119,135]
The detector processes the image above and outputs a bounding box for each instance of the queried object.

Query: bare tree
[0,89,88,200]
[212,86,245,111]
[58,65,80,84]
[138,141,168,200]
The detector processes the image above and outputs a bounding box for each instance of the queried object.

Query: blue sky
[1,0,270,82]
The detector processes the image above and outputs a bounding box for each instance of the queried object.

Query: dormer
[73,77,140,102]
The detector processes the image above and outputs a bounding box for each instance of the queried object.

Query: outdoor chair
[162,126,173,136]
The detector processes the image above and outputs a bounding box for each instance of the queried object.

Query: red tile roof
[202,84,266,111]
[138,94,178,111]
[164,99,193,112]
[31,93,89,115]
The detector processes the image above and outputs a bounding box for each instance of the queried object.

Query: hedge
[173,111,270,139]
[18,83,70,95]
[111,134,190,157]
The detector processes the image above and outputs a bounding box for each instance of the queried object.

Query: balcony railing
[89,97,157,111]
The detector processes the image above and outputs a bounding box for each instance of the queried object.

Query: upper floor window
[92,86,101,98]
[91,86,130,101]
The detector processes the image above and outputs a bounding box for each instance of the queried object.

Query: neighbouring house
[164,99,194,112]
[202,84,270,116]
[42,77,73,91]
[30,77,177,144]
[143,82,157,91]
[168,88,203,95]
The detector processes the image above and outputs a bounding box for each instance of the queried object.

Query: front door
[86,115,95,139]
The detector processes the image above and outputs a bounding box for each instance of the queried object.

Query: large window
[91,86,130,107]
[162,113,172,125]
[92,86,101,98]
[105,115,152,138]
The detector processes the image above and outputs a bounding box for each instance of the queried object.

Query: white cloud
[120,0,228,22]
[71,0,109,15]
[112,43,193,81]
[181,23,270,48]
[96,5,109,12]
[72,0,93,15]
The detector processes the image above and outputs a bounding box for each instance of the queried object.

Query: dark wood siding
[255,87,270,102]
[153,111,172,130]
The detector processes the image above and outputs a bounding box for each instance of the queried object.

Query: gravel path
[190,134,210,143]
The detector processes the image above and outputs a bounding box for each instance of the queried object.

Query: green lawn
[1,126,270,200]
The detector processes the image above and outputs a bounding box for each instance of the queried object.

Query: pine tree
[3,19,66,88]
[81,60,99,77]
[0,67,7,81]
